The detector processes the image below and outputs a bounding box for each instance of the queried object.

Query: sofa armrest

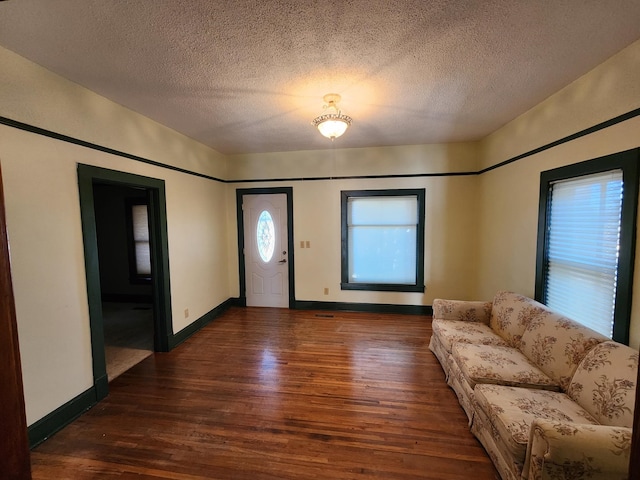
[523,419,631,480]
[432,299,492,325]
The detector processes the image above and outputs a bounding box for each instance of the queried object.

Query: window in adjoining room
[126,199,152,283]
[535,150,639,344]
[341,189,425,292]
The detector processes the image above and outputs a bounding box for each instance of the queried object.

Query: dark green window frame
[534,149,639,344]
[341,188,426,293]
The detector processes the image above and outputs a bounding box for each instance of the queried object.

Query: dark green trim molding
[0,116,224,183]
[27,296,428,448]
[534,148,639,345]
[28,297,239,449]
[479,108,640,175]
[147,181,174,351]
[77,167,107,398]
[294,300,433,316]
[340,188,426,293]
[78,165,174,402]
[229,171,478,183]
[169,298,236,349]
[4,107,640,183]
[28,386,96,448]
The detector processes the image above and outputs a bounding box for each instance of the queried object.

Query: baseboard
[29,297,240,449]
[27,297,425,449]
[28,386,96,449]
[227,297,244,307]
[294,300,433,316]
[169,298,237,349]
[95,373,109,401]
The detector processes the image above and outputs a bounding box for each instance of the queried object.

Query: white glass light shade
[313,113,352,139]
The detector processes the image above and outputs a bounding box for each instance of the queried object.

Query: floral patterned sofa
[429,291,638,480]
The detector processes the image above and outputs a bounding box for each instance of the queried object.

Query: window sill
[341,282,425,293]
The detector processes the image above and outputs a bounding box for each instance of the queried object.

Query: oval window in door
[256,210,275,262]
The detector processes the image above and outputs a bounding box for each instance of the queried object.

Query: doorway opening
[236,187,295,308]
[78,165,173,401]
[93,183,154,381]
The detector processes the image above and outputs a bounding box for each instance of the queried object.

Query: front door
[243,193,289,307]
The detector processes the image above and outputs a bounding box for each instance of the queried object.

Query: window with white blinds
[341,189,425,292]
[536,151,639,344]
[348,195,418,284]
[131,204,151,276]
[544,170,623,338]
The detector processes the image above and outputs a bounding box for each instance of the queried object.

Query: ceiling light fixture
[312,93,352,140]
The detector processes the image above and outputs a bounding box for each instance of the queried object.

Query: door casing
[243,193,289,307]
[78,164,173,400]
[236,187,295,308]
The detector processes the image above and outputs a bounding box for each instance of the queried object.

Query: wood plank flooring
[102,302,154,381]
[30,307,499,480]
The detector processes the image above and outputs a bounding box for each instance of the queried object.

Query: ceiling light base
[323,93,342,108]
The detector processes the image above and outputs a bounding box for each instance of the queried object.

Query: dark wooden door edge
[0,163,32,479]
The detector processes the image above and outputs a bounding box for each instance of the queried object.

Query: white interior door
[243,194,289,307]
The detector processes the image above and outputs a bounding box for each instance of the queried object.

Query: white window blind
[545,170,623,338]
[347,195,418,284]
[132,204,151,276]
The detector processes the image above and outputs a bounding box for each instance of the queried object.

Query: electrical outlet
[184,308,189,318]
[306,241,311,248]
[324,287,329,295]
[300,240,305,248]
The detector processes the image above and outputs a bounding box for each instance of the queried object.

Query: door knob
[278,259,287,264]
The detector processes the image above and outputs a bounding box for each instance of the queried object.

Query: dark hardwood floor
[102,302,154,381]
[30,307,498,480]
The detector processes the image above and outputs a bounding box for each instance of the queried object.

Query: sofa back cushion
[489,291,547,348]
[432,299,492,324]
[520,312,607,391]
[567,341,638,427]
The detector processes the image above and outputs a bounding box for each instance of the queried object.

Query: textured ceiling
[1,1,640,155]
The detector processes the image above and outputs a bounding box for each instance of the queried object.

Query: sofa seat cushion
[431,318,508,355]
[452,343,560,391]
[520,311,607,391]
[474,384,599,463]
[447,355,477,421]
[428,333,452,375]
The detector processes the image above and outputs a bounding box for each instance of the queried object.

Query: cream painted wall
[3,32,640,431]
[480,40,640,171]
[227,142,479,181]
[226,143,480,305]
[0,47,228,179]
[0,47,231,425]
[477,39,640,348]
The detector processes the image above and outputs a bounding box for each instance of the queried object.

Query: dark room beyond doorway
[93,183,154,381]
